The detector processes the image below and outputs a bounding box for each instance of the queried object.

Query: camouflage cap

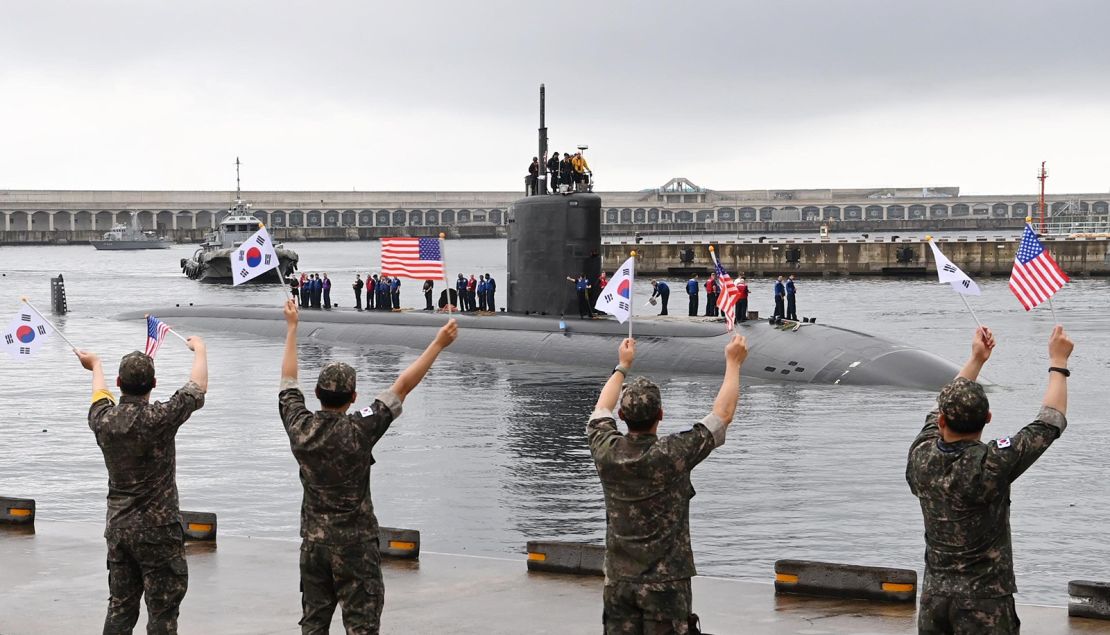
[620,376,662,425]
[937,377,989,427]
[316,361,356,393]
[118,351,155,386]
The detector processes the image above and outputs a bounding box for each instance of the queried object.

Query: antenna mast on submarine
[538,85,548,195]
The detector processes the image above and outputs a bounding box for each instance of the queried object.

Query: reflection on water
[0,240,1107,605]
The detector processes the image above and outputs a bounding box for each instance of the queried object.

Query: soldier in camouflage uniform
[279,298,458,634]
[78,338,208,635]
[907,325,1073,634]
[587,335,747,634]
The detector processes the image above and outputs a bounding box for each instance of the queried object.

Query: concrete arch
[441,209,455,225]
[972,204,989,216]
[675,210,694,223]
[865,205,883,220]
[1011,203,1028,218]
[457,209,471,223]
[633,208,646,223]
[156,210,174,230]
[9,211,29,231]
[717,207,735,222]
[758,206,775,221]
[391,210,406,226]
[321,211,339,227]
[951,204,970,217]
[887,205,905,219]
[822,206,841,220]
[270,211,286,227]
[289,210,304,227]
[426,209,440,225]
[471,209,487,222]
[647,208,660,223]
[929,204,948,218]
[605,209,618,224]
[136,210,156,229]
[992,203,1009,218]
[844,205,862,220]
[619,208,632,223]
[75,210,94,230]
[342,210,356,227]
[409,210,423,226]
[801,206,820,221]
[1093,201,1108,215]
[909,205,926,219]
[488,209,503,225]
[359,210,374,226]
[660,210,673,223]
[32,211,52,230]
[696,209,715,222]
[376,210,391,226]
[307,210,322,227]
[95,211,115,230]
[739,207,757,221]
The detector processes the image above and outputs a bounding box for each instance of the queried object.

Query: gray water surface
[0,239,1106,605]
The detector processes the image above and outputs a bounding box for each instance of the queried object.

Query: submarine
[128,86,961,391]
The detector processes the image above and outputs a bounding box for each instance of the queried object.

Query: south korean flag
[2,308,52,360]
[927,238,981,296]
[594,256,635,324]
[231,226,281,285]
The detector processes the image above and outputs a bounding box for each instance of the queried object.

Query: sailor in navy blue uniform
[785,274,798,321]
[773,276,786,320]
[686,275,699,317]
[651,280,670,316]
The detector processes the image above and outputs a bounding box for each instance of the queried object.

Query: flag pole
[628,250,636,339]
[440,233,451,319]
[20,296,78,352]
[1048,297,1059,323]
[958,294,984,329]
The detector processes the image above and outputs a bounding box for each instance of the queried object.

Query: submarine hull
[123,306,959,391]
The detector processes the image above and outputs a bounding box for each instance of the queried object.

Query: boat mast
[1037,161,1048,233]
[538,85,547,195]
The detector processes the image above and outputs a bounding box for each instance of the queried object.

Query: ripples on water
[0,239,1106,605]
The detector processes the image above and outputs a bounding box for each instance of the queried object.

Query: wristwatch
[1048,366,1070,377]
[612,365,629,377]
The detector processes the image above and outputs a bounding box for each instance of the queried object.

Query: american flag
[1009,224,1069,311]
[380,237,445,279]
[145,315,172,358]
[712,254,741,331]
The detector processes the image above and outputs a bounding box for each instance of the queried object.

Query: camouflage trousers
[918,593,1021,634]
[103,523,188,635]
[299,538,384,634]
[603,578,693,635]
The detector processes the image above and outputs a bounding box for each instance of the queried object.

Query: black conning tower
[507,193,601,315]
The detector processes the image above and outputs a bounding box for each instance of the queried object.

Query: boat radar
[137,89,961,390]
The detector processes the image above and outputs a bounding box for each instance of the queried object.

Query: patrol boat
[91,223,172,250]
[180,161,299,283]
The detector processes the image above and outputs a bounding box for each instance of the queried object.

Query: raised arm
[389,319,458,401]
[711,335,747,425]
[957,326,994,382]
[186,336,208,392]
[281,299,299,384]
[594,338,635,414]
[76,350,109,396]
[1043,325,1073,415]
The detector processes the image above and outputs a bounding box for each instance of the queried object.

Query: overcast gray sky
[2,0,1108,194]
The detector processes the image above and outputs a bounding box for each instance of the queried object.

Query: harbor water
[0,238,1107,606]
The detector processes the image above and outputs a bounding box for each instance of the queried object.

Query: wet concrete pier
[2,522,1106,634]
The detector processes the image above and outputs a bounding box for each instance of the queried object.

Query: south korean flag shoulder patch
[359,406,373,418]
[996,437,1012,449]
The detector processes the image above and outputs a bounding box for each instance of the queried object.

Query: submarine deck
[2,522,1105,634]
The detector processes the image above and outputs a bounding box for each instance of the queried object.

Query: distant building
[1,179,1106,232]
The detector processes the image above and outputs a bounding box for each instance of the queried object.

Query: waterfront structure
[1,179,1107,234]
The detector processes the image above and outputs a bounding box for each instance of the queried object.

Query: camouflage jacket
[586,408,725,583]
[88,381,206,532]
[278,380,402,545]
[906,406,1067,598]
